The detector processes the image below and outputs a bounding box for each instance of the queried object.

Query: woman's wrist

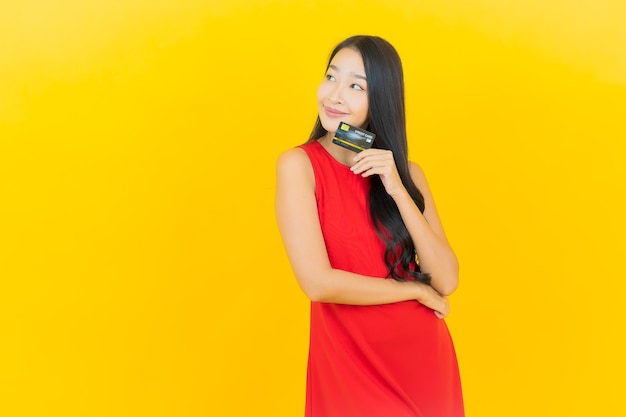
[411,281,428,303]
[390,187,412,205]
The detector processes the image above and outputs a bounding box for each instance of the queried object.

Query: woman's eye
[326,74,336,81]
[351,84,364,91]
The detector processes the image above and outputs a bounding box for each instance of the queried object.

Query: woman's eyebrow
[329,64,367,81]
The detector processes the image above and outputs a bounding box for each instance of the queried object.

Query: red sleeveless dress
[300,141,464,417]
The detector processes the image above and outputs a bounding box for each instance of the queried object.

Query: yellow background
[1,0,625,415]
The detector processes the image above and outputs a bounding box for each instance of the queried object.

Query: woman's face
[317,47,369,133]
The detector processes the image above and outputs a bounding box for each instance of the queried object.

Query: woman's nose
[328,84,343,104]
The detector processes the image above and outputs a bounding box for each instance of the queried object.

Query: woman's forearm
[295,266,447,314]
[392,190,459,296]
[305,268,420,304]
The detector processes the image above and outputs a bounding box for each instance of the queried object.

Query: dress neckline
[311,140,353,169]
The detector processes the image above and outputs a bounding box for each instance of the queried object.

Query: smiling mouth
[324,106,347,117]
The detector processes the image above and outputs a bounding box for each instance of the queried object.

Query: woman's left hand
[350,149,405,197]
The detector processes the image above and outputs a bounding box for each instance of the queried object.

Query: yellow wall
[1,0,624,415]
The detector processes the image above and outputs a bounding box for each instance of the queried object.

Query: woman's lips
[324,106,348,118]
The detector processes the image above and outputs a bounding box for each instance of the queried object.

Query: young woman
[275,35,464,417]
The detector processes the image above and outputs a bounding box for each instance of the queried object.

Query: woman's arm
[351,151,459,296]
[396,162,459,295]
[275,148,448,314]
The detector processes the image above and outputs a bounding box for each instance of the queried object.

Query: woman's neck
[318,133,355,167]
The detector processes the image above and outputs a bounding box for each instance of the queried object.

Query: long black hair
[308,35,431,284]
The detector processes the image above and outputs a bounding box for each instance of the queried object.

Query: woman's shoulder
[408,160,429,191]
[277,146,309,166]
[408,160,426,179]
[276,144,315,182]
[277,140,323,166]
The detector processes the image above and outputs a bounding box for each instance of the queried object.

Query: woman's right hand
[416,283,450,319]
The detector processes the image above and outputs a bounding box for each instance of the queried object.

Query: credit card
[332,121,376,153]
